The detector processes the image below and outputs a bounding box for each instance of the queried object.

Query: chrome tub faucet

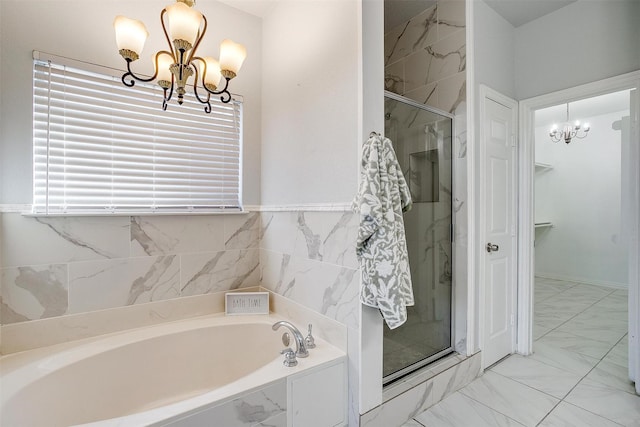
[272,320,309,358]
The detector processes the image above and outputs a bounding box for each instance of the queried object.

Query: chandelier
[113,0,246,112]
[549,103,590,144]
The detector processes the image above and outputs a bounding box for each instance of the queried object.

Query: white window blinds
[33,55,243,215]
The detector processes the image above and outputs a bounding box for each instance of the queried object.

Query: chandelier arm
[162,88,169,111]
[160,8,177,60]
[186,15,208,65]
[121,57,160,87]
[162,76,175,111]
[199,75,232,103]
[190,58,213,113]
[218,83,232,104]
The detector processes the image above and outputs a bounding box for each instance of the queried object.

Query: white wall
[473,0,515,99]
[260,0,359,205]
[515,0,640,100]
[534,110,629,287]
[0,0,263,205]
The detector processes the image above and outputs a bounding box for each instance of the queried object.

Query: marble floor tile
[556,317,627,346]
[532,312,572,331]
[489,355,583,399]
[613,289,629,297]
[538,402,623,427]
[533,323,552,341]
[541,298,601,314]
[565,378,640,426]
[459,371,559,427]
[400,420,425,427]
[561,283,613,295]
[534,330,613,360]
[534,277,575,291]
[530,341,601,377]
[535,282,566,295]
[414,391,524,427]
[577,305,627,323]
[585,358,636,395]
[605,335,628,368]
[591,294,628,313]
[534,290,560,304]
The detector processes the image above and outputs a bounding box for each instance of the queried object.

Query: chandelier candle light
[113,0,246,112]
[549,103,591,144]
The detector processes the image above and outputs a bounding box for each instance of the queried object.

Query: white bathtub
[0,314,346,427]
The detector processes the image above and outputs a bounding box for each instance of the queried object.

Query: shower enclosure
[383,91,454,384]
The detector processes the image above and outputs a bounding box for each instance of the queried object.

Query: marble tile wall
[384,0,466,115]
[0,212,260,326]
[258,209,360,427]
[163,379,287,427]
[360,352,481,426]
[259,210,360,331]
[384,0,468,354]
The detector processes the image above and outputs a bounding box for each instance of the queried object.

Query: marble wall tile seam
[259,248,360,329]
[385,27,466,69]
[259,248,359,272]
[2,249,261,324]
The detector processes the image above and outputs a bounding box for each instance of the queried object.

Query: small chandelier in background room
[113,0,246,112]
[549,103,591,144]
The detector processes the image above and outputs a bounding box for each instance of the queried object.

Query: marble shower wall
[0,213,260,325]
[384,0,465,115]
[384,0,468,354]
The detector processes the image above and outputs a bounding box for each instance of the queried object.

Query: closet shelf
[535,162,553,171]
[535,222,553,228]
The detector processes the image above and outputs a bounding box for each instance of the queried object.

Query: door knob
[486,243,499,253]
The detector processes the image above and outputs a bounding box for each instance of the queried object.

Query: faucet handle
[280,347,298,367]
[304,324,316,349]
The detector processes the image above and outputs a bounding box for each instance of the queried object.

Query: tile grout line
[532,281,626,426]
[534,284,617,341]
[456,386,530,426]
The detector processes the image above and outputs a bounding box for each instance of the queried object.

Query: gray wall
[473,0,516,99]
[514,0,640,99]
[260,0,359,205]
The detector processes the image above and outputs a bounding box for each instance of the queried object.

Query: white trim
[518,71,640,368]
[534,273,628,290]
[246,203,352,212]
[478,85,519,369]
[1,204,352,215]
[0,204,32,213]
[464,0,476,357]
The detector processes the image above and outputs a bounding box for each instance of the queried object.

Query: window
[32,53,243,215]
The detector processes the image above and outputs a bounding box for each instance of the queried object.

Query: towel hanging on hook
[352,133,414,329]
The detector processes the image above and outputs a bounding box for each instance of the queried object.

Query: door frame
[516,71,640,389]
[478,85,519,369]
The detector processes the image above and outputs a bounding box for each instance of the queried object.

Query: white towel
[352,133,414,329]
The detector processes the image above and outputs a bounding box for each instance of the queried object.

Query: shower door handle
[486,243,499,253]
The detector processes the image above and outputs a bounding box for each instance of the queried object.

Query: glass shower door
[383,92,454,384]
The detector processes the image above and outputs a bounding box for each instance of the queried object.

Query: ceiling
[216,0,275,18]
[218,0,578,30]
[535,90,632,130]
[484,0,577,27]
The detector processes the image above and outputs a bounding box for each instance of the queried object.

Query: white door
[481,87,518,368]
